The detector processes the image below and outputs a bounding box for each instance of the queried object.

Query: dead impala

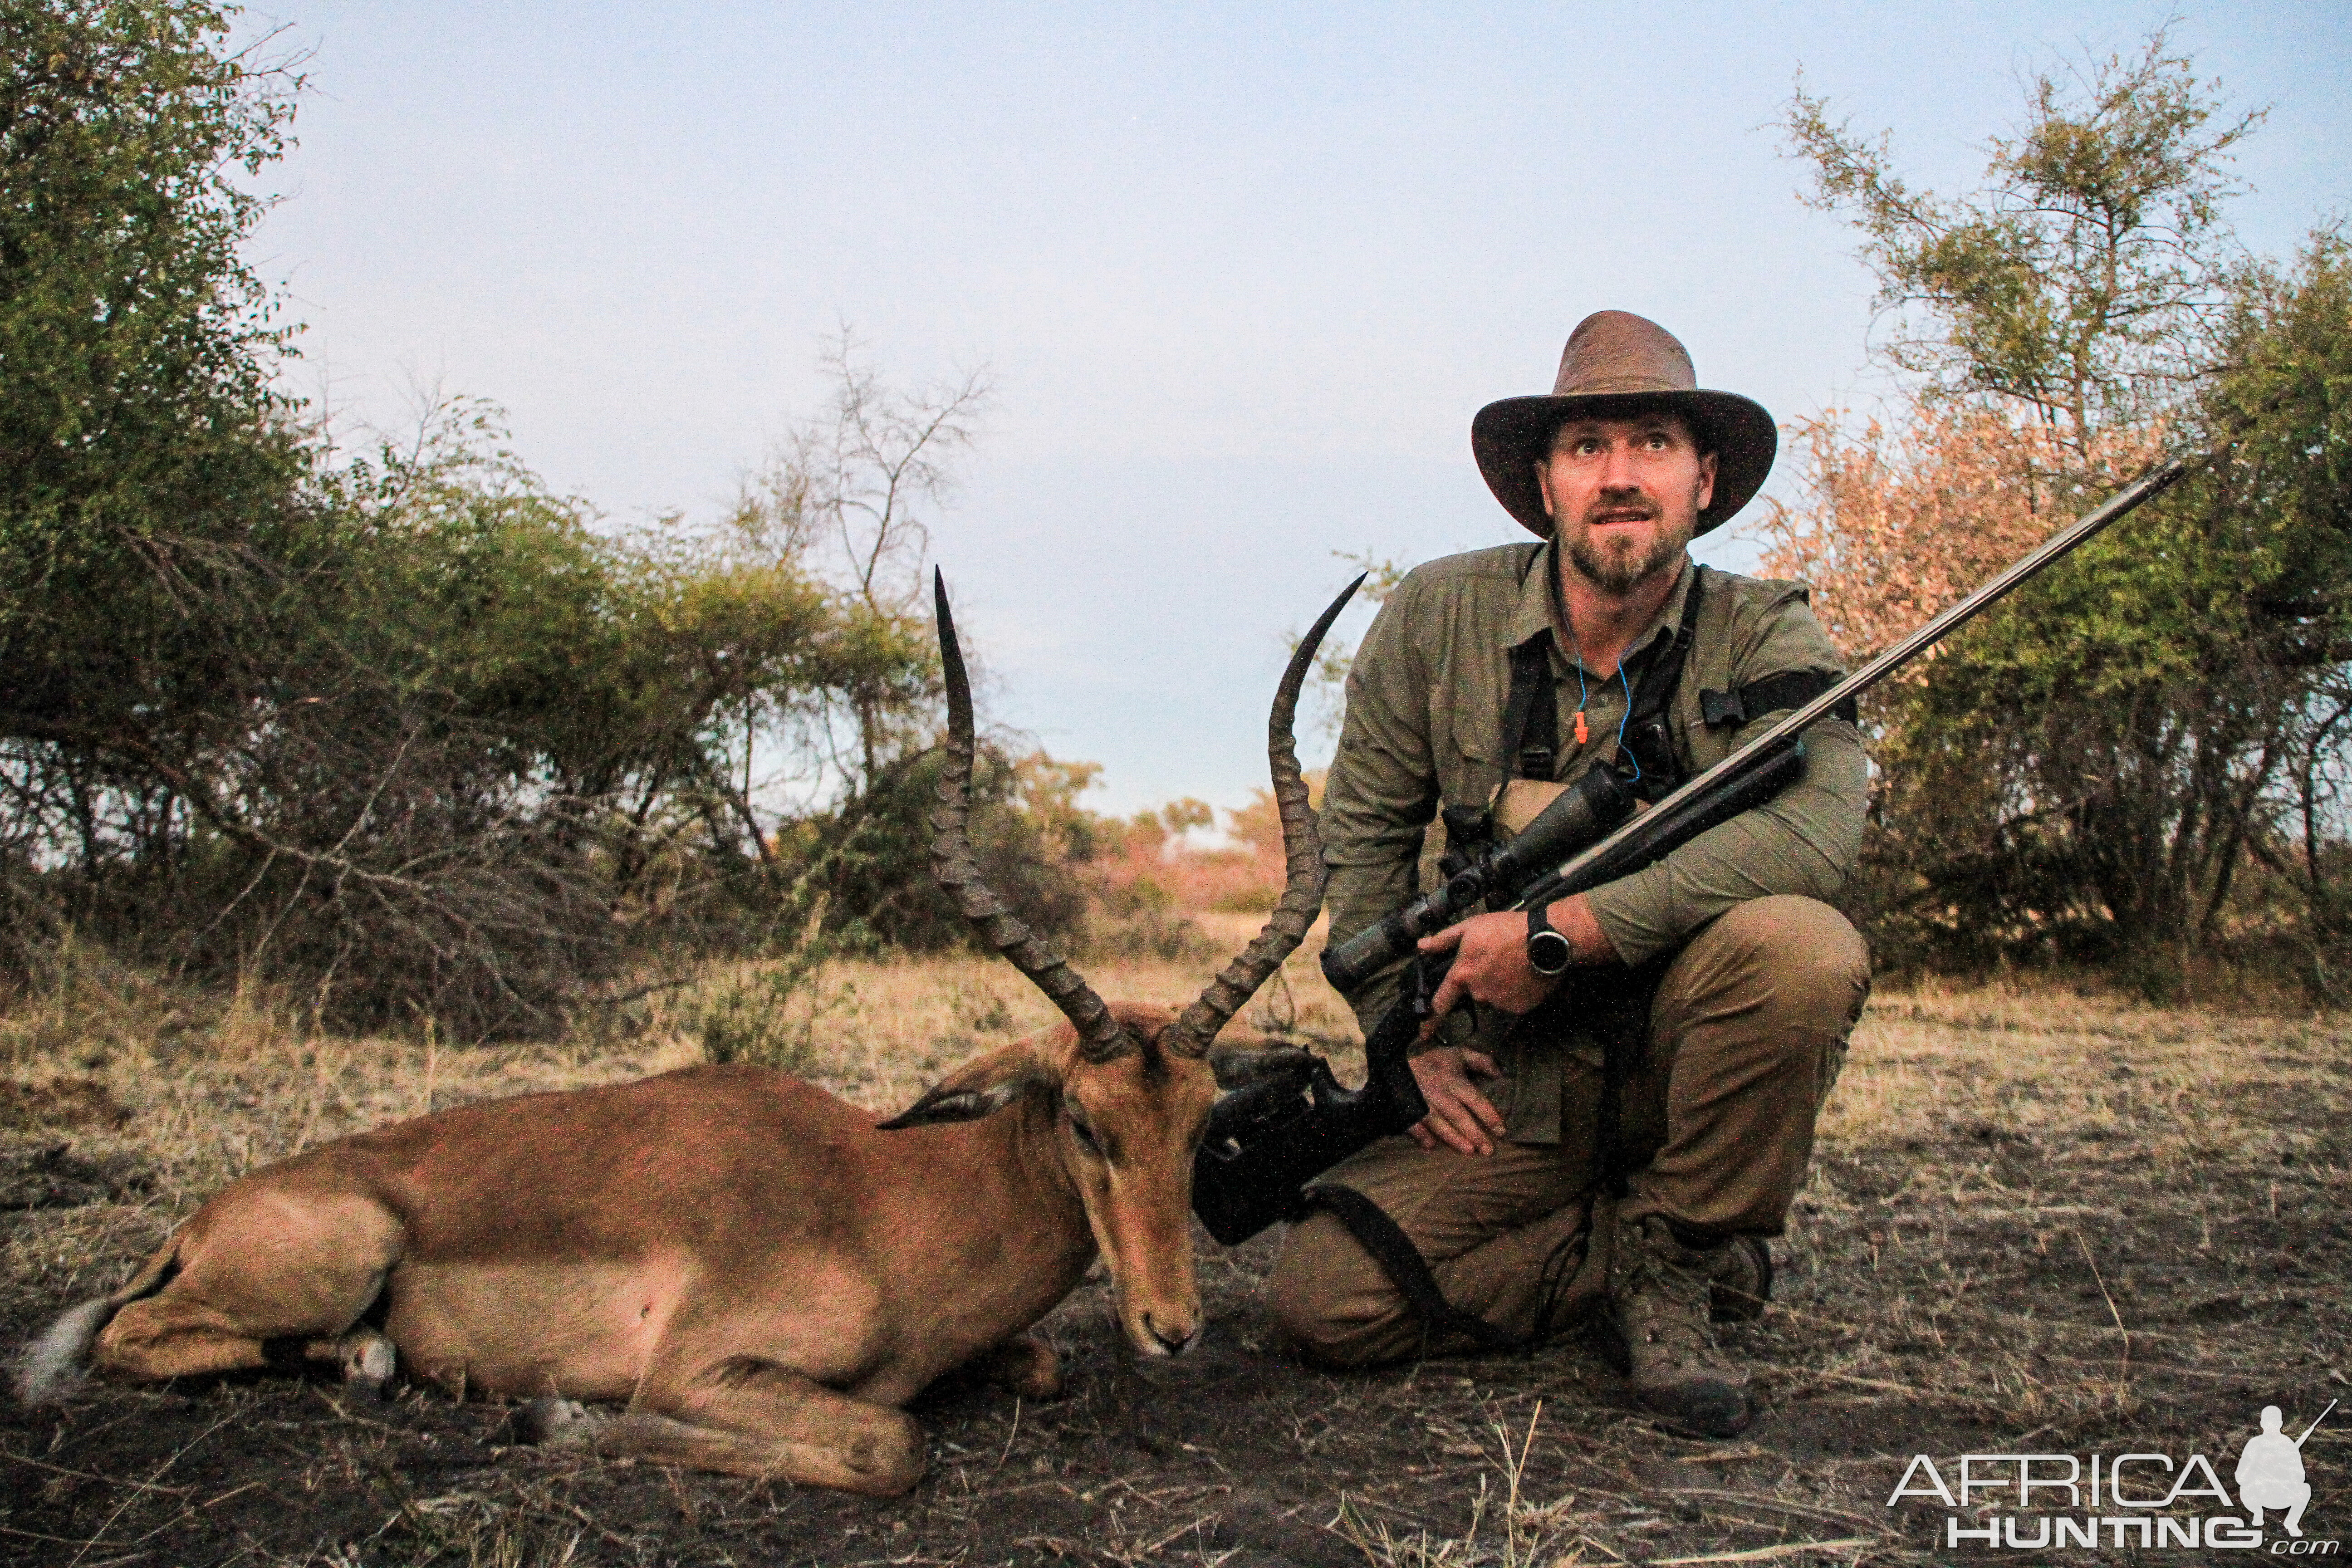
[14,573,1357,1495]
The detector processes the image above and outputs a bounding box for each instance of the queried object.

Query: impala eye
[1068,1115,1103,1157]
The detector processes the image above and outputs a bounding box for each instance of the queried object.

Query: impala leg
[603,1365,925,1495]
[969,1333,1061,1399]
[300,1327,397,1397]
[92,1186,403,1387]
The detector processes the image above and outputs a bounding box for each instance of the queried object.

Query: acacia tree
[1772,29,2350,990]
[1785,27,2263,450]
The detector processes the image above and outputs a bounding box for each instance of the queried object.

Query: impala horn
[931,572,1136,1063]
[1161,575,1363,1059]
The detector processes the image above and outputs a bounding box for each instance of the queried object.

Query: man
[2235,1406,2314,1538]
[1270,311,1871,1437]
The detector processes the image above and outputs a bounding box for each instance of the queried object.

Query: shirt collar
[1506,542,1697,674]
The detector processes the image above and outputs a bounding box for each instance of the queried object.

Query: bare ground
[2,934,2347,1566]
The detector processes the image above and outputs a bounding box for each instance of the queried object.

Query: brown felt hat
[1472,311,1776,539]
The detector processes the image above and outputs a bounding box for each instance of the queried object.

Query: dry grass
[2,938,2347,1566]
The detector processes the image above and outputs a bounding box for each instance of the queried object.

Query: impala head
[881,571,1358,1358]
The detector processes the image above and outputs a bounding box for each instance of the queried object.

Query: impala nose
[1143,1313,1200,1356]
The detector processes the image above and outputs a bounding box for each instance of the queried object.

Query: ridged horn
[931,571,1136,1063]
[1162,575,1364,1058]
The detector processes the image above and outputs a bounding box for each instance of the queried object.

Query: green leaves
[0,6,967,1033]
[1785,26,2264,444]
[1776,28,2349,991]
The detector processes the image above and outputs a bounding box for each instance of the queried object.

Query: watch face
[1527,929,1572,976]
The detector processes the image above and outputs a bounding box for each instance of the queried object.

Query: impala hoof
[504,1396,609,1448]
[341,1332,396,1401]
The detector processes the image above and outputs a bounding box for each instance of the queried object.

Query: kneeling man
[1274,312,1870,1437]
[2236,1406,2313,1537]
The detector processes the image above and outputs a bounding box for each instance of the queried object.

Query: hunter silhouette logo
[1888,1399,2337,1551]
[2239,1401,2332,1539]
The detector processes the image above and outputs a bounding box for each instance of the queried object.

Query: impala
[15,574,1357,1494]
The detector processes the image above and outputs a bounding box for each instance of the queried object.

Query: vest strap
[1501,632,1558,780]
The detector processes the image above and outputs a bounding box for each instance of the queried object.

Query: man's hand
[1405,896,1616,1154]
[1419,909,1562,1020]
[1417,894,1614,1023]
[1407,1046,1505,1155]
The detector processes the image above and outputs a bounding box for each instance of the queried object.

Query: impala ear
[877,1042,1058,1129]
[1206,1039,1318,1091]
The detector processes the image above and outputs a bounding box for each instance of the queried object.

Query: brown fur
[51,1002,1286,1495]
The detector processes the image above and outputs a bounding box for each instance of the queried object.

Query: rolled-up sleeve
[1582,720,1866,965]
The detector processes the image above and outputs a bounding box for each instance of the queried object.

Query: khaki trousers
[1269,895,1869,1367]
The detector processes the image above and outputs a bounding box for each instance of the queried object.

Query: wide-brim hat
[1472,310,1776,539]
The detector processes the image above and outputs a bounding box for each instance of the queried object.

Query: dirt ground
[2,938,2347,1566]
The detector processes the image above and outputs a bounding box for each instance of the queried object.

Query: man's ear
[1695,449,1718,514]
[1206,1038,1317,1091]
[877,1041,1059,1129]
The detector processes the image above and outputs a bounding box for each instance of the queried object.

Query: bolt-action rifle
[1192,449,2208,1246]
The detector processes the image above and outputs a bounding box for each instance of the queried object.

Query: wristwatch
[1525,902,1573,976]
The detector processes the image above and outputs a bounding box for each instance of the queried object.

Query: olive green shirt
[1321,544,1867,1143]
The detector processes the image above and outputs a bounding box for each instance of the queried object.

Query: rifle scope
[1320,757,1641,993]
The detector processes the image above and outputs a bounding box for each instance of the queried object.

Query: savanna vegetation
[0,0,1306,1052]
[5,8,2341,1041]
[1759,29,2352,1001]
[2,8,2350,1566]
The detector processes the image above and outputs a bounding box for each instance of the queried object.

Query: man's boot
[1708,1235,1772,1323]
[1607,1213,1752,1437]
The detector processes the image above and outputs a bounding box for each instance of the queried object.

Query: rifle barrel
[1513,448,2209,913]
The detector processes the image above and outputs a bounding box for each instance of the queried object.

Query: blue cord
[1617,662,1639,783]
[1572,659,1643,783]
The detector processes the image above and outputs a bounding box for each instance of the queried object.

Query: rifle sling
[1298,1183,1533,1352]
[1304,945,1672,1352]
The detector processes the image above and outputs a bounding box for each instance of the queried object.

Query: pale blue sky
[248,3,2350,813]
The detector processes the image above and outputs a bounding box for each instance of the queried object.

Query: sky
[244,2,2352,816]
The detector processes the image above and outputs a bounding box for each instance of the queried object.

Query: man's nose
[1596,439,1642,490]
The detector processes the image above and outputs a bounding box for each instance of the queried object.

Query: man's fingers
[1417,923,1467,955]
[1425,1111,1483,1156]
[1447,1079,1505,1138]
[1404,1048,1505,1156]
[1426,1089,1494,1156]
[1460,1049,1502,1079]
[1427,969,1467,1018]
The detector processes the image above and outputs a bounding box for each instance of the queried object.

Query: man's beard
[1564,501,1696,595]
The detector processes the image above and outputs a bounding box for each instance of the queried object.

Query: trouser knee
[1267,1214,1411,1368]
[1690,896,1869,1042]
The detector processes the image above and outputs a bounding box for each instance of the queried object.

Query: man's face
[1535,412,1716,597]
